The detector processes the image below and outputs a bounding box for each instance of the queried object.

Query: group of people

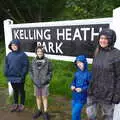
[70,28,120,120]
[4,28,120,120]
[4,40,52,120]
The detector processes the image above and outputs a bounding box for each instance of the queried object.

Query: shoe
[16,104,24,112]
[43,112,50,120]
[10,104,18,112]
[33,110,42,119]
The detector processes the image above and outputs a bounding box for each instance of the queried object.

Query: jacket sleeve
[4,56,9,77]
[87,72,92,83]
[112,60,120,104]
[21,53,29,79]
[71,74,76,87]
[29,59,34,81]
[47,61,52,83]
[82,72,92,91]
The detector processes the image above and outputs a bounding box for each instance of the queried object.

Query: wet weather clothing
[71,55,91,120]
[30,57,52,88]
[4,39,29,83]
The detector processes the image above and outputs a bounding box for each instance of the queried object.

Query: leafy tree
[0,0,120,40]
[0,0,66,23]
[57,0,120,20]
[0,0,120,22]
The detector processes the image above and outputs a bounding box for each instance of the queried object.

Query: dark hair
[98,29,116,47]
[35,45,45,54]
[94,29,116,57]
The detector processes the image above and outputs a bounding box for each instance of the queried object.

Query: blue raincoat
[71,55,91,103]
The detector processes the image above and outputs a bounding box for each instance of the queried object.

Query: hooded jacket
[4,39,29,83]
[30,56,52,88]
[71,55,91,103]
[88,29,120,104]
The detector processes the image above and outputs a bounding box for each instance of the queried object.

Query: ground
[0,87,87,120]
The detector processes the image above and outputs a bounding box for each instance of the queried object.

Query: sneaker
[10,104,18,112]
[33,110,42,119]
[16,104,24,112]
[43,112,50,120]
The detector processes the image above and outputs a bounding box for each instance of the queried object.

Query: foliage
[1,0,120,40]
[0,0,66,23]
[1,0,120,23]
[55,0,120,20]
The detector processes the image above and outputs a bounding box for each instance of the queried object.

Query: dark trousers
[11,83,25,105]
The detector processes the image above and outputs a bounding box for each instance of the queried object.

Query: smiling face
[11,44,18,51]
[99,35,109,48]
[36,48,44,58]
[76,61,84,71]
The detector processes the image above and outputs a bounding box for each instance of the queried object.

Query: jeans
[72,100,84,120]
[86,96,114,120]
[86,97,96,120]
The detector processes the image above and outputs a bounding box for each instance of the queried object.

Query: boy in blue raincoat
[71,55,91,120]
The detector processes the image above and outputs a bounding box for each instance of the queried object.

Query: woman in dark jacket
[5,39,29,112]
[88,28,120,120]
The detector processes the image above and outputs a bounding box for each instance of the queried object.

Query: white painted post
[3,19,13,54]
[110,7,120,120]
[3,19,13,96]
[110,7,120,50]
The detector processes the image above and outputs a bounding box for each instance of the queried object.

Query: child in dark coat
[4,39,29,112]
[71,55,91,120]
[30,46,52,120]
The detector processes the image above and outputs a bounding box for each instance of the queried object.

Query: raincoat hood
[8,39,21,51]
[98,29,116,47]
[74,55,88,71]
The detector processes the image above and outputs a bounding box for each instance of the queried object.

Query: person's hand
[71,86,75,91]
[75,88,82,92]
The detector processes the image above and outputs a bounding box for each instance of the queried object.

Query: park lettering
[12,26,103,54]
[13,27,102,41]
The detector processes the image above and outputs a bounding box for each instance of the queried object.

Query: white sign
[4,18,113,63]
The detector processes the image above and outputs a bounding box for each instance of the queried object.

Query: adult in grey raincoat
[88,28,120,120]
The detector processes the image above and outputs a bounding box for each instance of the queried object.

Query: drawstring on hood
[74,55,88,71]
[8,39,21,51]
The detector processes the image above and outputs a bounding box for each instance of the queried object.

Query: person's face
[76,61,84,71]
[11,44,18,51]
[99,35,109,48]
[36,48,44,58]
